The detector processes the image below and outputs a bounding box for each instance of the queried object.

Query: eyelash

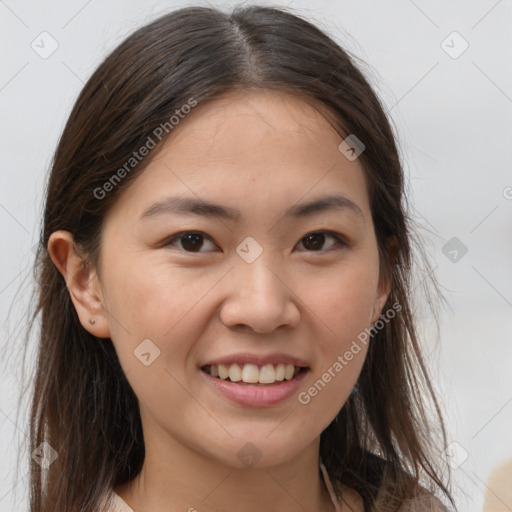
[162,230,348,254]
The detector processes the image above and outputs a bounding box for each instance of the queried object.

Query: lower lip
[200,368,309,407]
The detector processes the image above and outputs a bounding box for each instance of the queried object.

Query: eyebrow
[139,194,365,223]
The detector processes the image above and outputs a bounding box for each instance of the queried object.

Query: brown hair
[7,4,455,511]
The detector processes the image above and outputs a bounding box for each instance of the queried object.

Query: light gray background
[1,1,511,511]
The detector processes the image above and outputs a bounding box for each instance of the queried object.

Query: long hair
[8,5,455,511]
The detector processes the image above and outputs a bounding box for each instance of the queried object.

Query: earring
[89,318,96,325]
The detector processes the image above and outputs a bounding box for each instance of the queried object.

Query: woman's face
[72,89,390,468]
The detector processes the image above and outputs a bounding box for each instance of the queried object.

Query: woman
[26,4,455,511]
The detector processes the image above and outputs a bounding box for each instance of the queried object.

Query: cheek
[103,261,205,407]
[305,261,379,336]
[106,255,207,331]
[101,258,193,375]
[300,266,375,418]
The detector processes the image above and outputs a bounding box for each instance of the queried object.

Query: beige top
[99,466,450,512]
[100,461,342,511]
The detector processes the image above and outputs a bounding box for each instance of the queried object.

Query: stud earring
[89,318,96,325]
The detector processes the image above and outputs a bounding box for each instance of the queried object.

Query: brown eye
[164,232,217,253]
[163,230,347,254]
[298,231,347,252]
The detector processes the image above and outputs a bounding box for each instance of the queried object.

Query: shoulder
[98,490,135,512]
[335,485,449,512]
[397,487,450,512]
[484,459,512,510]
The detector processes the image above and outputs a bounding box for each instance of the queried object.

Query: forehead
[170,88,343,151]
[106,88,370,222]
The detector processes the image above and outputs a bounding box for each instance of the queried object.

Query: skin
[48,88,391,512]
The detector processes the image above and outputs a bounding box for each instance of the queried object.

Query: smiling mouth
[201,363,308,386]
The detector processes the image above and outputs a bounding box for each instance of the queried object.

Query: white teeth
[228,364,242,382]
[284,364,295,380]
[207,363,302,384]
[218,364,229,380]
[275,363,285,381]
[242,364,260,383]
[258,364,275,384]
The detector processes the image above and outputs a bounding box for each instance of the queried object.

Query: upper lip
[201,352,310,368]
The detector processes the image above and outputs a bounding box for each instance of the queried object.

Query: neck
[115,429,336,512]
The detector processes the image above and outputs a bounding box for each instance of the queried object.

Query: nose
[219,254,300,334]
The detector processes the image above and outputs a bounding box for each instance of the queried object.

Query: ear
[370,236,398,324]
[47,230,111,338]
[370,274,392,325]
